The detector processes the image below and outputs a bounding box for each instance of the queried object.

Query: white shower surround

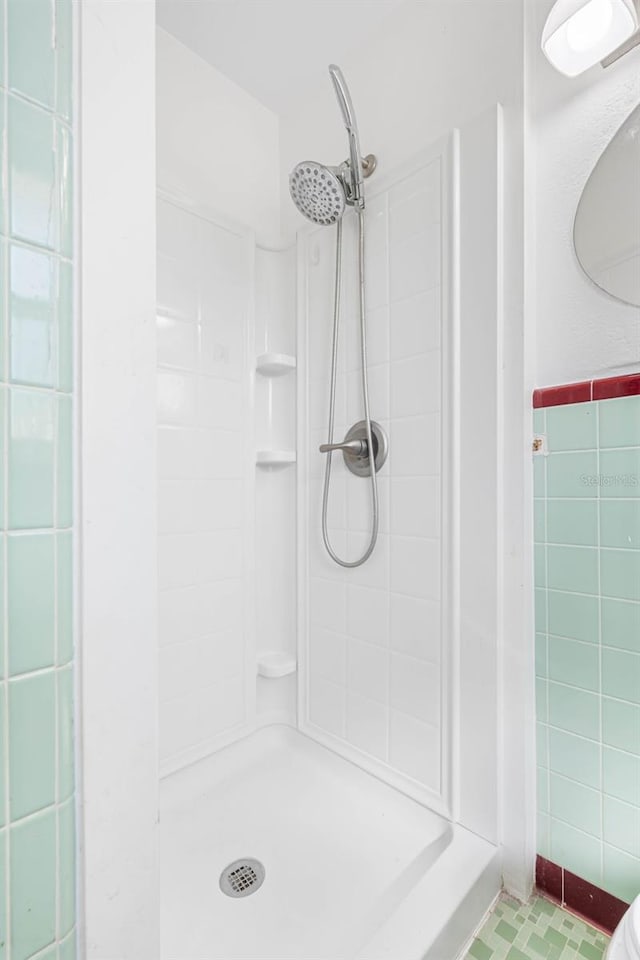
[297,140,455,814]
[80,6,534,956]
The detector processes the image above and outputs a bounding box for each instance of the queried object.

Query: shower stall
[78,2,533,958]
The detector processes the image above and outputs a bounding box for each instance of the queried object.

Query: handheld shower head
[288,64,375,225]
[289,161,347,226]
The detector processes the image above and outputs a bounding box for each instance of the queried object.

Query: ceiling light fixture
[541,0,639,75]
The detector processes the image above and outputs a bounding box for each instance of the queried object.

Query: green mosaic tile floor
[464,894,610,960]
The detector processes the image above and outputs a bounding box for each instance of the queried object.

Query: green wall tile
[549,636,598,692]
[546,452,598,498]
[599,396,640,449]
[58,260,73,392]
[548,590,599,644]
[58,666,74,801]
[549,681,599,739]
[534,499,545,543]
[7,0,55,109]
[603,746,640,806]
[533,456,545,498]
[538,813,551,860]
[59,800,76,936]
[57,123,73,258]
[602,648,640,704]
[537,722,549,768]
[8,388,55,529]
[59,934,77,960]
[600,499,640,550]
[538,766,549,813]
[535,587,547,632]
[0,239,5,366]
[9,245,57,387]
[546,499,598,546]
[10,808,56,960]
[57,531,73,666]
[3,4,75,954]
[56,0,73,121]
[603,697,640,755]
[535,633,548,678]
[547,545,598,595]
[536,677,548,722]
[9,672,55,820]
[549,727,600,788]
[8,533,55,675]
[601,598,640,653]
[602,845,640,904]
[550,773,601,838]
[0,833,5,960]
[550,817,602,887]
[536,396,640,901]
[57,396,72,528]
[8,95,57,249]
[601,548,640,602]
[0,0,5,94]
[0,390,5,529]
[534,409,545,434]
[598,448,640,498]
[546,402,597,452]
[604,796,640,860]
[0,687,5,827]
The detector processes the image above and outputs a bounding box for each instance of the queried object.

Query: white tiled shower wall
[156,197,253,771]
[302,153,447,805]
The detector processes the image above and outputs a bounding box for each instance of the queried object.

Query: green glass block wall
[0,0,76,957]
[535,395,640,905]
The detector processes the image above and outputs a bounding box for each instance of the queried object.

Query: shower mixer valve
[319,420,389,479]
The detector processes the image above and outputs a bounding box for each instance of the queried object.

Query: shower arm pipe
[329,64,365,208]
[321,211,379,568]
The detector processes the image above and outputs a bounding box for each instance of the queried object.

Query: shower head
[288,64,374,225]
[289,161,347,226]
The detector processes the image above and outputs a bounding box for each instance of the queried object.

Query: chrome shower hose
[321,209,379,567]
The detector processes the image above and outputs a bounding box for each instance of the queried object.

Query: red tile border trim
[533,373,640,408]
[593,372,640,401]
[536,856,629,935]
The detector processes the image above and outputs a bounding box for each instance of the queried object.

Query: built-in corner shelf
[256,450,296,466]
[256,353,296,377]
[257,652,297,679]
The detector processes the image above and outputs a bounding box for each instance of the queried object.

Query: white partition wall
[156,196,256,774]
[81,3,159,956]
[298,142,455,814]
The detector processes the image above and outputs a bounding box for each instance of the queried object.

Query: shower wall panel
[157,197,254,774]
[299,145,453,812]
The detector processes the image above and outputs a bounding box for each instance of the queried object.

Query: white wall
[80,3,159,957]
[156,197,255,774]
[156,28,281,242]
[529,0,640,386]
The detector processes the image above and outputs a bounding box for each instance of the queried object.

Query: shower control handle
[319,421,389,479]
[319,439,367,457]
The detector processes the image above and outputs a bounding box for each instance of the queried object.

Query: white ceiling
[156,0,407,115]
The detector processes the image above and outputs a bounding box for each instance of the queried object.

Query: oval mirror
[574,103,640,307]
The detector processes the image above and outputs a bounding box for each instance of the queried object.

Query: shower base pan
[160,725,500,960]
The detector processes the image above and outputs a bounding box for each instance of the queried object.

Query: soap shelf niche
[256,450,296,466]
[256,353,296,377]
[257,652,297,679]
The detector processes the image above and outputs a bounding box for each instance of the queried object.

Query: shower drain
[219,858,266,898]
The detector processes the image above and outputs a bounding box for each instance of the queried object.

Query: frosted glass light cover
[541,0,638,75]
